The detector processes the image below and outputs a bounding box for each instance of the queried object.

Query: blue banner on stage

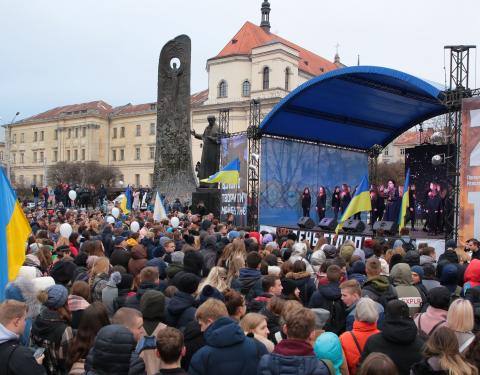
[259,137,369,226]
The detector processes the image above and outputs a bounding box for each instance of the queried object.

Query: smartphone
[33,347,45,359]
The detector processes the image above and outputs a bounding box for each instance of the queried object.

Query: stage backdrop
[460,97,480,243]
[260,137,368,226]
[220,134,248,227]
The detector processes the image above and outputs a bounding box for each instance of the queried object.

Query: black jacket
[165,292,197,329]
[181,320,205,370]
[361,318,424,375]
[0,337,46,375]
[125,282,160,311]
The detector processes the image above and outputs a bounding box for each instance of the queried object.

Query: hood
[32,309,65,337]
[183,320,203,341]
[420,255,435,265]
[274,339,314,356]
[239,267,261,279]
[285,271,311,280]
[381,318,418,344]
[319,282,341,300]
[390,263,412,286]
[352,320,378,333]
[130,244,147,260]
[0,323,18,344]
[167,291,196,316]
[135,282,158,301]
[364,275,391,293]
[204,317,245,348]
[203,235,217,252]
[464,259,480,286]
[291,243,307,258]
[440,264,459,289]
[313,332,344,370]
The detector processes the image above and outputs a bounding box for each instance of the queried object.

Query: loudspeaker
[297,216,315,230]
[319,217,337,231]
[373,220,397,235]
[342,219,365,233]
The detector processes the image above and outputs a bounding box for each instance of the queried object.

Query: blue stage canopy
[260,66,448,151]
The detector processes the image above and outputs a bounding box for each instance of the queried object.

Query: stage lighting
[432,154,444,166]
[431,131,444,145]
[251,153,259,162]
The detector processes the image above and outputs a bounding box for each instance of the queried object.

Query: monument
[153,35,197,203]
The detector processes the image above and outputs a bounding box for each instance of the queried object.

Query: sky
[0,0,479,140]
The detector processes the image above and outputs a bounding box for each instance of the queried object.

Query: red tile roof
[392,128,434,145]
[21,100,112,122]
[213,21,337,76]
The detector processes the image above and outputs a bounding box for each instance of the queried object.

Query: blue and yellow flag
[120,193,130,214]
[201,158,240,185]
[125,186,133,210]
[0,168,31,300]
[335,175,372,233]
[398,168,410,233]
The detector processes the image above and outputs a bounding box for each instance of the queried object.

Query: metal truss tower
[247,99,262,230]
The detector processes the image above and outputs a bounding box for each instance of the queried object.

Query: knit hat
[5,283,25,302]
[140,290,166,334]
[117,273,134,290]
[411,265,424,280]
[428,286,451,310]
[109,271,122,285]
[310,250,326,267]
[352,248,366,263]
[176,273,200,294]
[113,236,126,246]
[171,251,185,265]
[311,308,330,329]
[198,285,225,305]
[440,263,459,292]
[323,245,338,259]
[403,251,420,267]
[44,284,68,309]
[355,298,379,323]
[50,260,77,286]
[351,260,366,275]
[340,243,355,264]
[363,239,374,249]
[313,332,343,373]
[126,238,138,247]
[385,299,410,320]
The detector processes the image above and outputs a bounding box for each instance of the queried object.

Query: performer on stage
[316,186,327,222]
[340,184,351,215]
[408,183,416,231]
[383,179,400,222]
[425,184,442,235]
[301,187,311,217]
[370,186,380,224]
[331,186,341,221]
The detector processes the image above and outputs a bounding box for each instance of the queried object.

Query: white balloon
[130,221,140,233]
[119,180,124,186]
[59,223,72,238]
[112,207,120,218]
[68,190,77,201]
[170,217,180,229]
[106,216,115,224]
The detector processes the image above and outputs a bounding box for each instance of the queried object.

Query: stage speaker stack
[373,220,397,235]
[319,217,337,231]
[342,219,365,233]
[297,216,315,230]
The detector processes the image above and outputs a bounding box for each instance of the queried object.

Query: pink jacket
[414,306,448,335]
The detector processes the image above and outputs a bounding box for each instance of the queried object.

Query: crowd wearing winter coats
[1,206,480,375]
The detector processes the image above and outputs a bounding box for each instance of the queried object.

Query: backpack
[400,238,415,252]
[322,298,347,335]
[417,313,445,341]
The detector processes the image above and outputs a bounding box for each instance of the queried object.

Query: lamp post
[5,112,20,182]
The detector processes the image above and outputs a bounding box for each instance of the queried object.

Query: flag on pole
[398,168,410,233]
[125,186,133,210]
[335,175,372,233]
[120,194,130,214]
[153,192,167,222]
[0,168,32,300]
[200,158,240,185]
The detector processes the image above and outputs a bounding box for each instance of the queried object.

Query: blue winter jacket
[189,317,267,375]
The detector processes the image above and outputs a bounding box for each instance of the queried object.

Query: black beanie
[183,251,203,276]
[175,272,200,294]
[428,286,451,310]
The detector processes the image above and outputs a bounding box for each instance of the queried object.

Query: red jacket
[340,321,379,375]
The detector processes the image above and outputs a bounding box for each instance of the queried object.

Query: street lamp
[5,111,20,182]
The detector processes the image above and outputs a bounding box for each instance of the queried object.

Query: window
[74,149,78,161]
[20,153,24,164]
[75,128,79,138]
[54,129,58,140]
[40,131,44,141]
[242,80,251,97]
[120,149,124,161]
[383,148,389,156]
[285,67,290,91]
[136,125,141,136]
[20,133,24,143]
[112,149,117,161]
[150,103,156,110]
[400,148,405,156]
[34,132,38,142]
[135,174,140,186]
[135,147,141,160]
[33,152,37,163]
[12,134,16,144]
[113,128,117,138]
[82,127,86,137]
[149,146,155,159]
[263,66,270,90]
[39,151,44,163]
[120,127,125,138]
[218,80,227,98]
[81,149,85,160]
[53,150,58,162]
[67,129,71,139]
[150,123,155,135]
[67,150,71,161]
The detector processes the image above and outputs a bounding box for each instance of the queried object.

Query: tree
[372,161,405,187]
[47,162,121,186]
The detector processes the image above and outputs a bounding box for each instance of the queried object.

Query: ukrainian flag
[398,168,410,233]
[125,186,133,210]
[0,169,31,300]
[201,158,240,185]
[335,175,372,233]
[120,193,130,214]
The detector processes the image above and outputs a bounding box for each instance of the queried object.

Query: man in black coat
[0,300,46,375]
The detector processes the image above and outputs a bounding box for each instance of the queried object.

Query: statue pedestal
[192,188,221,218]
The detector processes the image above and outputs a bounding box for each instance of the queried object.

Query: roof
[392,128,434,146]
[213,21,337,76]
[260,66,448,151]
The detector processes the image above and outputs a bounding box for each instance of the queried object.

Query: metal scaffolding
[247,99,262,230]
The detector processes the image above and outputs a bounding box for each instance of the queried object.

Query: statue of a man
[191,115,220,186]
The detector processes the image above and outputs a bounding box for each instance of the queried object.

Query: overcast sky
[1,0,479,139]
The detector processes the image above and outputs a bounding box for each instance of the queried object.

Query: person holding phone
[0,300,46,375]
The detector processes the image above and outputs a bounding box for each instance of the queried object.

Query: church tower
[260,0,271,33]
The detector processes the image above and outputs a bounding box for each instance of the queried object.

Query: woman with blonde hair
[447,298,476,353]
[197,266,229,293]
[88,257,110,302]
[240,312,274,352]
[411,326,478,375]
[217,239,247,268]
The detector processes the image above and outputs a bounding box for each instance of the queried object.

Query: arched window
[242,80,251,97]
[218,80,228,98]
[262,66,270,90]
[285,67,290,91]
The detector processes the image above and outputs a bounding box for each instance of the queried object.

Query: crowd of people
[1,202,480,375]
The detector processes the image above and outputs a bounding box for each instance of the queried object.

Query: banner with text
[460,97,480,243]
[220,134,248,226]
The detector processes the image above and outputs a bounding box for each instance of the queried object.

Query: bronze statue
[191,115,220,186]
